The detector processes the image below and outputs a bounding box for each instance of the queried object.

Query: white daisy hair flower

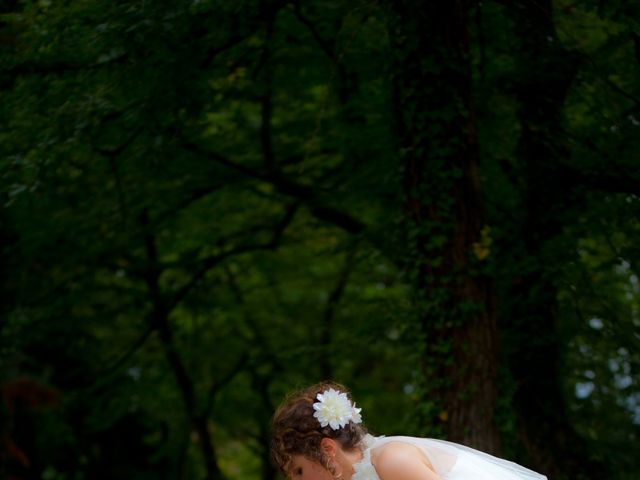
[312,388,363,430]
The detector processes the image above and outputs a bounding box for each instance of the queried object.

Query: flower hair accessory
[312,388,362,430]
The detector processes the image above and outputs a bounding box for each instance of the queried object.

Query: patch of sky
[614,374,633,389]
[624,393,640,424]
[626,274,639,301]
[575,382,594,398]
[614,259,630,275]
[128,366,142,380]
[588,317,603,330]
[608,358,620,373]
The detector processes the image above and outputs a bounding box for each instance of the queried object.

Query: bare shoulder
[371,442,441,480]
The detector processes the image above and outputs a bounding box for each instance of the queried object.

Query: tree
[387,0,500,453]
[1,1,638,479]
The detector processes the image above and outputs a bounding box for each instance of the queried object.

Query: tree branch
[167,203,298,311]
[139,210,225,480]
[200,32,257,70]
[93,126,143,158]
[179,139,367,234]
[98,324,155,378]
[259,16,276,174]
[203,353,249,418]
[197,0,289,69]
[292,0,353,103]
[224,266,286,375]
[1,52,129,78]
[292,1,338,62]
[319,241,359,378]
[92,126,143,222]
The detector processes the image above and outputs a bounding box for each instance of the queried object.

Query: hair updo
[271,381,368,477]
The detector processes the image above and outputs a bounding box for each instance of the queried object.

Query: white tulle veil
[357,434,547,480]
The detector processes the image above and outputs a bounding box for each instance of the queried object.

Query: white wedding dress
[352,435,547,480]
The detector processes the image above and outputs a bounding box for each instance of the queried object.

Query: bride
[271,382,547,480]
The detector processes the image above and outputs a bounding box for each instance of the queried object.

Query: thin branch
[1,52,129,78]
[94,125,143,158]
[203,353,249,417]
[323,243,359,324]
[139,211,225,480]
[169,244,274,310]
[180,138,265,180]
[92,126,143,222]
[200,33,257,70]
[198,0,289,69]
[179,138,367,234]
[584,54,640,107]
[292,0,353,104]
[97,325,155,378]
[308,204,366,233]
[319,241,359,378]
[152,183,229,227]
[292,1,338,61]
[224,266,286,374]
[475,1,487,82]
[160,221,288,270]
[246,366,279,480]
[259,15,276,174]
[167,204,298,311]
[261,86,275,173]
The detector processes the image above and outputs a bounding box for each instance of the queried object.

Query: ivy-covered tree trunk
[389,0,501,453]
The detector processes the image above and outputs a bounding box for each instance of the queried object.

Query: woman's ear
[320,438,338,457]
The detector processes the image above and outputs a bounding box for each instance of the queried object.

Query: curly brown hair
[271,381,368,477]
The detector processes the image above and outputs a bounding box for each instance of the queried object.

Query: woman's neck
[336,447,365,480]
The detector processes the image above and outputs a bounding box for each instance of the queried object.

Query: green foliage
[1,1,638,479]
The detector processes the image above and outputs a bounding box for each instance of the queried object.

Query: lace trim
[352,435,383,480]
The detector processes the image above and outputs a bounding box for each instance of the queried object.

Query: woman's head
[271,381,368,478]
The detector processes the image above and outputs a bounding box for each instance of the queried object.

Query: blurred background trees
[1,1,638,479]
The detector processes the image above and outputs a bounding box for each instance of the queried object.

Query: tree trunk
[503,1,607,477]
[490,0,606,478]
[388,0,500,453]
